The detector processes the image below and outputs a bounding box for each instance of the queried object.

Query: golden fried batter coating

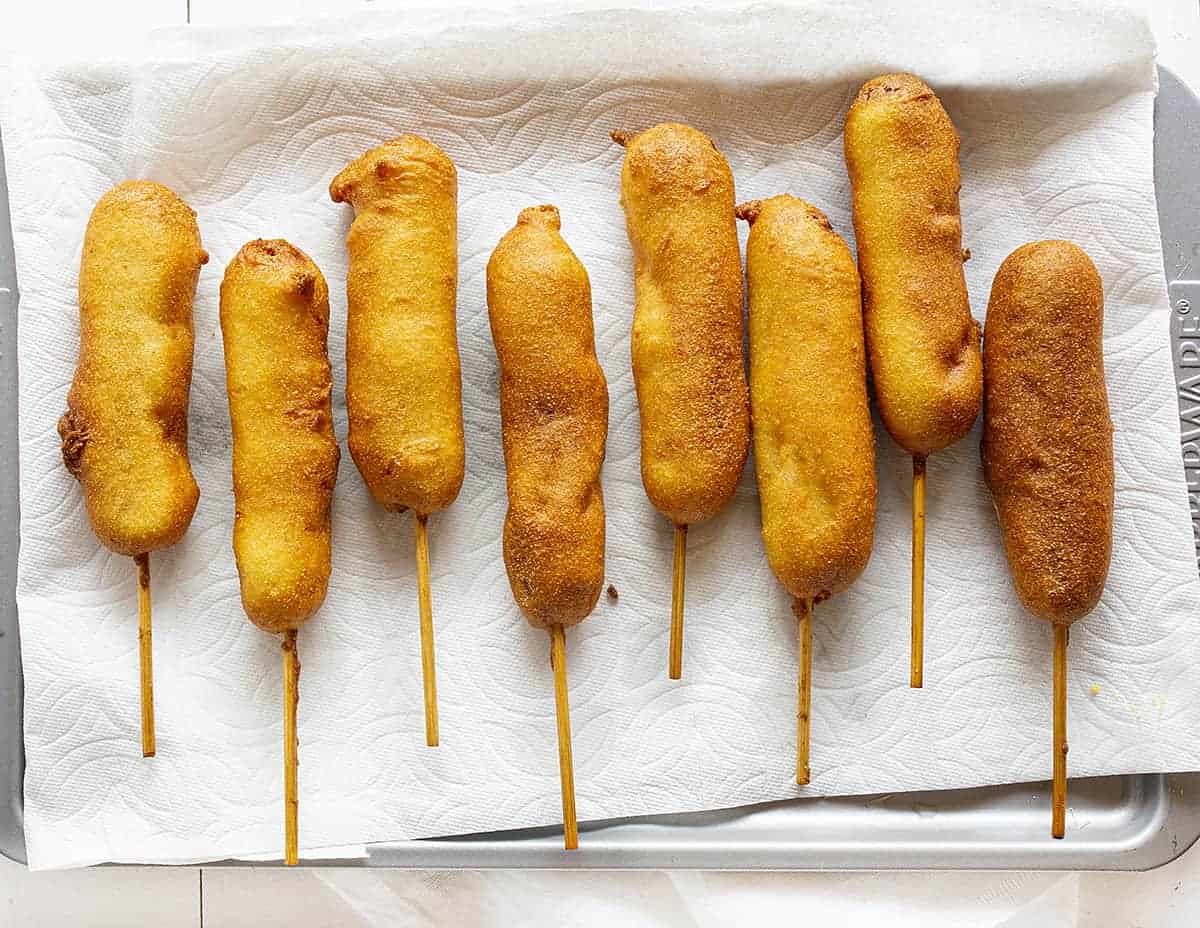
[981,241,1113,625]
[59,180,206,556]
[220,240,340,633]
[613,123,750,526]
[738,196,877,602]
[486,206,608,629]
[844,74,982,456]
[330,135,465,515]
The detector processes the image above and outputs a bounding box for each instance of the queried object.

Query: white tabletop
[0,1,1197,925]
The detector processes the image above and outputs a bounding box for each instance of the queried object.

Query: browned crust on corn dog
[981,240,1113,624]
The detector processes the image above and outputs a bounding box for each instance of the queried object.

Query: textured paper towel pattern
[3,2,1199,868]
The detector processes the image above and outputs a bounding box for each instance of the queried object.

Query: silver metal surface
[0,69,1197,871]
[0,122,26,866]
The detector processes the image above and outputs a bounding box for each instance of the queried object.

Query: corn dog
[982,242,1112,622]
[60,181,205,556]
[981,240,1113,838]
[220,240,339,632]
[612,123,750,678]
[488,205,607,628]
[220,238,339,865]
[329,135,464,515]
[738,195,877,784]
[844,74,983,687]
[739,197,876,604]
[330,135,464,745]
[844,74,981,455]
[486,204,608,849]
[59,179,207,756]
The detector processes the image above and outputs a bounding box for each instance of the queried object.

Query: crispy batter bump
[613,123,750,526]
[60,180,206,556]
[330,135,465,515]
[844,73,983,456]
[486,206,608,629]
[220,239,340,633]
[981,241,1113,625]
[738,196,877,602]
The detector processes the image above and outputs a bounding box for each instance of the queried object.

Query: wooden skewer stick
[795,598,813,786]
[910,455,927,689]
[414,513,440,747]
[135,553,155,758]
[549,624,578,850]
[669,524,688,680]
[1052,624,1069,839]
[283,629,300,866]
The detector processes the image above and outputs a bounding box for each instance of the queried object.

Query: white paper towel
[3,0,1199,870]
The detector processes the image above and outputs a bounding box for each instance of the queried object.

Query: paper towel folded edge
[0,1,1158,102]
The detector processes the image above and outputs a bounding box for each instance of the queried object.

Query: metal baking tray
[0,67,1197,871]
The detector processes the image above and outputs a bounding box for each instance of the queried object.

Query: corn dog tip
[517,204,561,229]
[853,72,938,105]
[328,134,456,206]
[101,179,201,229]
[104,181,208,265]
[235,236,318,268]
[736,196,834,233]
[621,122,723,166]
